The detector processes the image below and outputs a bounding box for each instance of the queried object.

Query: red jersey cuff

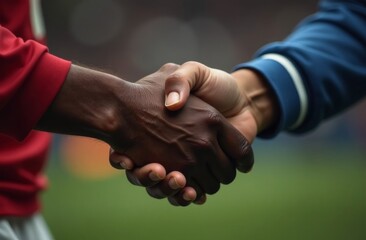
[2,53,71,140]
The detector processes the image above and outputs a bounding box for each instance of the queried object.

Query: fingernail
[165,92,180,106]
[168,178,180,190]
[120,161,127,169]
[149,171,163,181]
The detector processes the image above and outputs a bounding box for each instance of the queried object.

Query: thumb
[165,61,206,111]
[164,72,191,111]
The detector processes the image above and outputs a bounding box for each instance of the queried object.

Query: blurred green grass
[42,149,366,240]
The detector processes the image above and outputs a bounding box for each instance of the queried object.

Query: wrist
[36,64,129,142]
[231,69,279,133]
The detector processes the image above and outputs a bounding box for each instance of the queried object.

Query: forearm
[231,69,279,134]
[234,0,366,135]
[36,64,130,143]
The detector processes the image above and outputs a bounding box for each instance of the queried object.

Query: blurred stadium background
[41,0,366,239]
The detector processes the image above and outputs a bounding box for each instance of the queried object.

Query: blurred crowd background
[43,0,366,177]
[39,0,365,239]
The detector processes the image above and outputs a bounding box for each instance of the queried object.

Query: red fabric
[0,0,71,216]
[0,133,50,216]
[0,0,40,42]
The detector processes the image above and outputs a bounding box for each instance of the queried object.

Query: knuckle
[206,110,222,126]
[159,63,180,72]
[184,61,200,67]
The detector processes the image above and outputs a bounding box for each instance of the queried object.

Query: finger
[190,165,221,195]
[109,149,134,170]
[167,187,197,207]
[137,63,179,87]
[186,179,204,202]
[193,194,207,205]
[165,61,208,111]
[126,164,166,187]
[196,140,236,185]
[146,171,186,199]
[218,120,254,173]
[209,143,237,185]
[193,111,236,184]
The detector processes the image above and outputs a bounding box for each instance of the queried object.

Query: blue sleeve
[234,0,366,138]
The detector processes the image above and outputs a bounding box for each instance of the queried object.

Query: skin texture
[112,61,279,206]
[37,63,254,206]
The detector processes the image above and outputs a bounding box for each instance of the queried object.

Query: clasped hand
[110,62,257,206]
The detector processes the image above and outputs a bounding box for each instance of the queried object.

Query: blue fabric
[234,0,366,137]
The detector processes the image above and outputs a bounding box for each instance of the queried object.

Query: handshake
[38,61,278,206]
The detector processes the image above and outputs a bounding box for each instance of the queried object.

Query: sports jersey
[0,0,71,216]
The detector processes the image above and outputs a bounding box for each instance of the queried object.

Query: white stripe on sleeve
[261,53,308,130]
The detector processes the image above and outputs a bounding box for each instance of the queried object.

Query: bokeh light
[59,136,118,179]
[189,17,237,69]
[69,0,124,46]
[128,16,198,72]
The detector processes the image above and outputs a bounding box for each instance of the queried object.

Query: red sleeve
[0,25,71,140]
